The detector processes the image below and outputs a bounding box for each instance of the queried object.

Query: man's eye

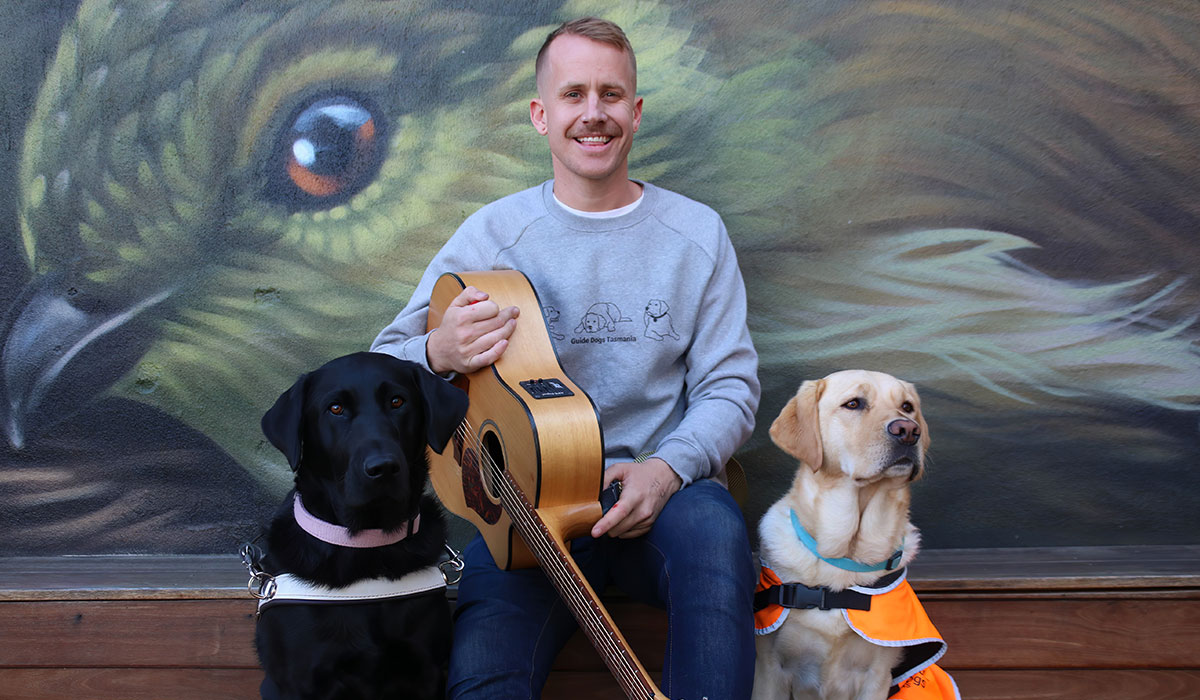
[329,403,344,416]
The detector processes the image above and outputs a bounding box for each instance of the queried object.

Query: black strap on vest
[754,582,872,612]
[754,568,907,613]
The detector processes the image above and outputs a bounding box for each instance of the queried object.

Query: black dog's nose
[363,455,401,479]
[887,418,920,446]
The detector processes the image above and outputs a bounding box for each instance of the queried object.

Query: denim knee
[447,536,581,700]
[655,480,754,584]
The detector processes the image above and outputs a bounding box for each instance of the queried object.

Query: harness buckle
[776,583,826,610]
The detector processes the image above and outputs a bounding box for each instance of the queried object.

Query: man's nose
[582,94,607,123]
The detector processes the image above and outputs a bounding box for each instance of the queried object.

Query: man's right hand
[427,286,519,375]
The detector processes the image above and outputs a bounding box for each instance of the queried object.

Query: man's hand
[591,458,682,539]
[427,286,519,375]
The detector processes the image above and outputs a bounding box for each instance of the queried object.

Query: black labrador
[253,351,467,700]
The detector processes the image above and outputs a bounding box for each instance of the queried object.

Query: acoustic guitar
[426,270,668,700]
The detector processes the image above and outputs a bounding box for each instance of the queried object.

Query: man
[371,17,759,699]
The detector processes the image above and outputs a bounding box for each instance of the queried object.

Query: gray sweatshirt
[370,180,760,485]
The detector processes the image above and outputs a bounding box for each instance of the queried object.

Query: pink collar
[292,494,419,548]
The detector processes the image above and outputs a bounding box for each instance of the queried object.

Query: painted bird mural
[1,0,1197,554]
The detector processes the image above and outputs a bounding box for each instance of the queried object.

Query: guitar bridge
[519,378,575,399]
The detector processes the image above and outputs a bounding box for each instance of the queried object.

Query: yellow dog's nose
[887,418,920,446]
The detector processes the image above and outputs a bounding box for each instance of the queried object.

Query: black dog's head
[261,352,468,533]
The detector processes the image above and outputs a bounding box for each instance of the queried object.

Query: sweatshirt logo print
[643,299,680,341]
[542,305,565,341]
[574,302,633,334]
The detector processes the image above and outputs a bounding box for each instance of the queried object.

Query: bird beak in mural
[0,273,170,449]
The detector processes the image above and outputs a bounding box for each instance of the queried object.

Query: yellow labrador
[752,370,933,700]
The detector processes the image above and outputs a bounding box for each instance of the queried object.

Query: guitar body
[426,270,667,700]
[426,270,605,569]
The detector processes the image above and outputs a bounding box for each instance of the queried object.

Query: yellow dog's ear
[770,379,825,470]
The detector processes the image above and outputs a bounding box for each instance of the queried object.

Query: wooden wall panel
[543,670,1200,700]
[952,670,1200,700]
[0,600,258,667]
[1,669,1197,700]
[927,597,1200,669]
[3,595,1199,671]
[1,550,1197,700]
[0,669,262,700]
[548,595,1200,673]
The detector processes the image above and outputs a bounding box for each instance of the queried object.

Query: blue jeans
[447,479,756,700]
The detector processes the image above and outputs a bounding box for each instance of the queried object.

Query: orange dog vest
[755,564,960,700]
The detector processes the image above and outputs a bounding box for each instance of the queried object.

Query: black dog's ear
[414,368,469,454]
[261,373,309,470]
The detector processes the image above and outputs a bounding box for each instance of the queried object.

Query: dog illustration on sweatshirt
[543,305,565,341]
[644,299,680,341]
[575,302,632,334]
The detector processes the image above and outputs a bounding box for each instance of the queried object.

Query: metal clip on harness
[240,539,277,613]
[439,543,465,585]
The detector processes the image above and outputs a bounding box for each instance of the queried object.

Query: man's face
[531,34,643,196]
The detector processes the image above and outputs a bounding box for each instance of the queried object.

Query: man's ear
[769,379,825,470]
[261,373,309,471]
[530,98,548,135]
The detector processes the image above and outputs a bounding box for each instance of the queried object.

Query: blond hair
[535,17,637,86]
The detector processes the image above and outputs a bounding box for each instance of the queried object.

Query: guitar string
[452,420,652,696]
[453,424,648,698]
[452,421,645,694]
[452,422,618,646]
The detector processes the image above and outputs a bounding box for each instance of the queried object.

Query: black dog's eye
[329,403,345,416]
[843,398,863,410]
[902,401,914,413]
[390,396,404,409]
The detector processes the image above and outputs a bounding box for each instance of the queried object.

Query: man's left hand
[590,458,682,539]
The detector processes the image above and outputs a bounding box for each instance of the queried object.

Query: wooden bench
[1,546,1197,699]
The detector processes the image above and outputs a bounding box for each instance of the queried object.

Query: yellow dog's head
[770,370,930,484]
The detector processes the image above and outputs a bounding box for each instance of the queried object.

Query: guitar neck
[496,469,667,700]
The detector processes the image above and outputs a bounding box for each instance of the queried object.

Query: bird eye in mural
[0,0,1196,556]
[269,94,384,207]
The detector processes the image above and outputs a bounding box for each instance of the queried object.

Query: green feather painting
[0,0,1197,554]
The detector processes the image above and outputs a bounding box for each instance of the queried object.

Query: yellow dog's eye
[902,401,914,412]
[843,398,863,410]
[390,396,404,409]
[329,403,344,416]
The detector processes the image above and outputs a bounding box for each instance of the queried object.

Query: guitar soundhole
[480,428,505,501]
[457,422,505,525]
